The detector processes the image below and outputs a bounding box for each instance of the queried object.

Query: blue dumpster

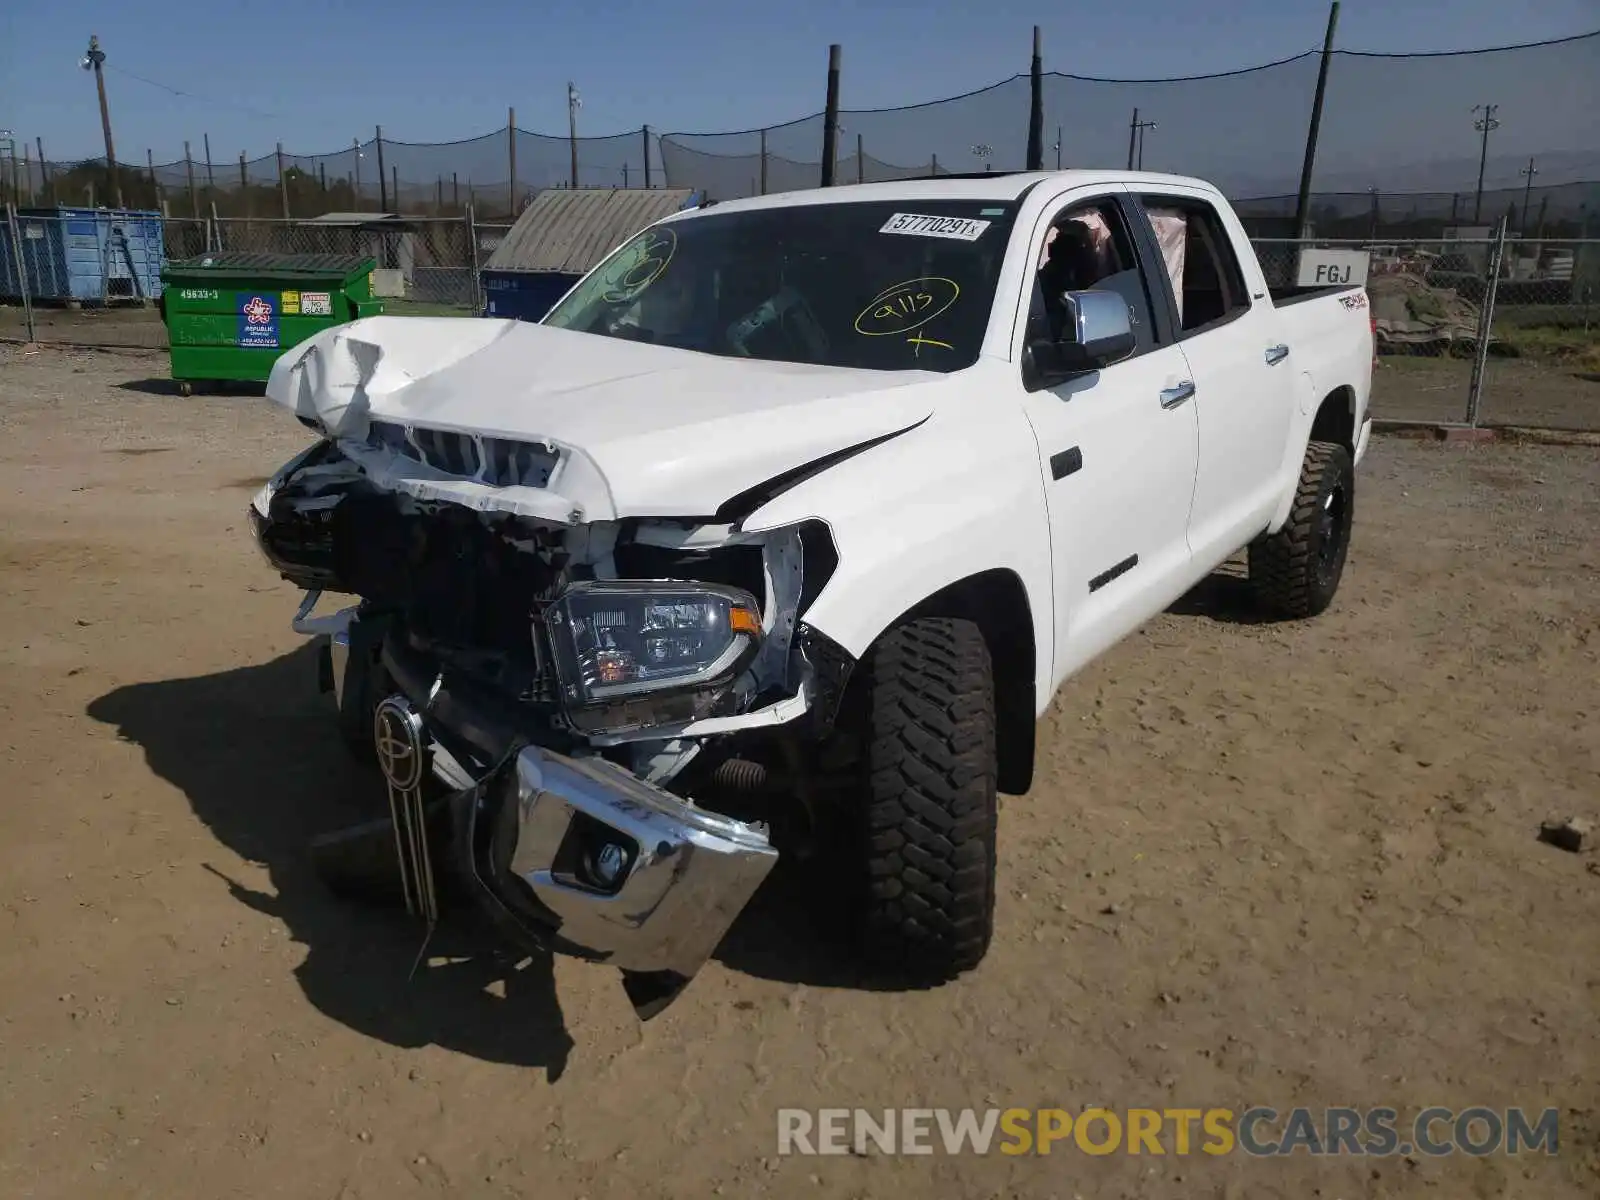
[0,207,165,304]
[479,188,702,322]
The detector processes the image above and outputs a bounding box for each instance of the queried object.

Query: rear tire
[854,616,998,981]
[1249,439,1355,619]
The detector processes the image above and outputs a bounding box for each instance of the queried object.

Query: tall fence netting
[1,32,1593,227]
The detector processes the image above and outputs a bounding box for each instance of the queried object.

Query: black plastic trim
[1050,446,1083,480]
[1088,553,1140,593]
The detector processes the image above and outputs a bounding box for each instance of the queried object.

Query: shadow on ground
[114,378,267,398]
[86,642,576,1078]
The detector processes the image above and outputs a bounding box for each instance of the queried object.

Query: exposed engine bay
[249,436,857,1017]
[251,437,848,761]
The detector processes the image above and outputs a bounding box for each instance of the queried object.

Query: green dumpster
[158,253,385,395]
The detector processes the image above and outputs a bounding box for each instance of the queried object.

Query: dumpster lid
[161,252,376,285]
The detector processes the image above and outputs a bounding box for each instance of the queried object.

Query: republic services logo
[243,296,274,324]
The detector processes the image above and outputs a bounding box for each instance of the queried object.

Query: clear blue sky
[4,0,1597,161]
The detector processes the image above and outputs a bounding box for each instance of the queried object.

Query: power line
[106,64,279,120]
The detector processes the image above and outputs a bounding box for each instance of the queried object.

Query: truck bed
[1268,282,1363,308]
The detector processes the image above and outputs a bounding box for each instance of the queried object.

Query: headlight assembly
[545,580,763,733]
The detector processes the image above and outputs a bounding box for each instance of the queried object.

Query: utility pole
[1127,108,1139,171]
[1026,25,1044,171]
[1518,157,1537,234]
[567,83,581,189]
[352,137,363,210]
[1131,113,1157,170]
[1471,103,1499,224]
[1054,126,1062,171]
[1293,2,1341,239]
[820,45,842,187]
[82,34,123,206]
[0,130,14,206]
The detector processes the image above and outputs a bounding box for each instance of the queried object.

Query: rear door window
[1132,196,1253,336]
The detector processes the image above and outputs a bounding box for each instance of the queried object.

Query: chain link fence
[4,202,1597,431]
[1250,232,1600,431]
[1481,236,1600,431]
[0,207,506,350]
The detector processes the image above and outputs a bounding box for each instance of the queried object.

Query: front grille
[368,420,560,488]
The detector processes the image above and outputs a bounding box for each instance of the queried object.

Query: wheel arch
[1268,385,1358,534]
[891,568,1037,796]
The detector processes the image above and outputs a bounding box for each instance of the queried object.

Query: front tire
[1249,439,1355,619]
[855,616,998,980]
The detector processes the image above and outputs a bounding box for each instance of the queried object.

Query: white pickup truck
[250,170,1373,1017]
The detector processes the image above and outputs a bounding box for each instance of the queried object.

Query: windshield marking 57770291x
[540,200,1020,374]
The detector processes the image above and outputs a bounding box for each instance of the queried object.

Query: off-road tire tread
[1249,440,1352,620]
[859,616,997,979]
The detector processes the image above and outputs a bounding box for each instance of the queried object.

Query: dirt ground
[1,344,1596,1200]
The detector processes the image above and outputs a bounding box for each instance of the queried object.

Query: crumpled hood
[266,315,940,521]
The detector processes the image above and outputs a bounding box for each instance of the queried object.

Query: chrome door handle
[1159,380,1196,409]
[1265,344,1290,365]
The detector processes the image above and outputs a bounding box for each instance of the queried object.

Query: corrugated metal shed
[485,188,699,274]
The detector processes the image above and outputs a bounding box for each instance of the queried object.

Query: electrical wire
[105,65,280,121]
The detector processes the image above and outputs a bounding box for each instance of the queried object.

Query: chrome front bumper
[297,593,778,1014]
[480,743,778,980]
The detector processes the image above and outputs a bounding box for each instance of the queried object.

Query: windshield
[541,199,1020,373]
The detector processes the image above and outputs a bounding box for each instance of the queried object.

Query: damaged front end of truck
[245,318,898,1017]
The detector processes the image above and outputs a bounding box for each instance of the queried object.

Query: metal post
[38,137,53,204]
[567,83,581,189]
[7,203,35,342]
[185,141,198,217]
[453,173,459,208]
[821,44,842,187]
[857,133,864,184]
[277,142,289,219]
[391,166,398,214]
[1466,216,1509,426]
[466,203,482,314]
[508,108,517,215]
[84,35,123,207]
[1126,108,1139,170]
[1055,125,1062,170]
[376,126,388,212]
[1472,103,1499,224]
[1518,157,1537,234]
[352,137,362,210]
[759,128,768,195]
[1292,2,1340,239]
[203,133,215,192]
[1027,25,1044,171]
[21,143,32,205]
[642,125,651,189]
[147,149,159,207]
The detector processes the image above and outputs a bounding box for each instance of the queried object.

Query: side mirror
[1027,289,1137,386]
